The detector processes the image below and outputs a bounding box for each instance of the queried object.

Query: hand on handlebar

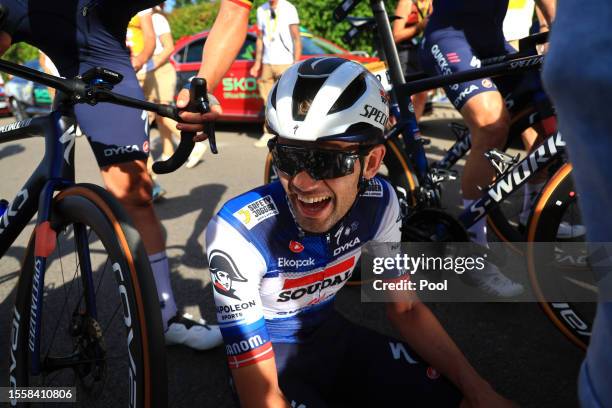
[175,86,221,138]
[153,77,218,174]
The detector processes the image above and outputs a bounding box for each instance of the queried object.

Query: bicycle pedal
[484,148,520,177]
[430,168,457,184]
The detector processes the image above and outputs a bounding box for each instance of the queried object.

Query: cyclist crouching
[205,57,511,407]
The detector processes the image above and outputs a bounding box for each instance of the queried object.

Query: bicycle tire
[9,183,167,407]
[525,164,593,350]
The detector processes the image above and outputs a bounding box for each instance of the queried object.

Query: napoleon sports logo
[209,250,248,300]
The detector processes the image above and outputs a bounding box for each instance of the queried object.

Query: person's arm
[534,0,555,26]
[194,0,250,90]
[392,0,427,44]
[152,31,174,69]
[232,359,289,408]
[289,24,301,62]
[250,32,264,77]
[177,0,250,133]
[371,183,512,407]
[205,214,288,408]
[385,300,514,407]
[132,11,155,71]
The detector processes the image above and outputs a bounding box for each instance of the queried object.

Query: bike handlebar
[153,78,216,174]
[0,58,216,175]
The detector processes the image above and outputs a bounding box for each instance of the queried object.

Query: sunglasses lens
[271,145,358,180]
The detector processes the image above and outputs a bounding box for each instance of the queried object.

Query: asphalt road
[0,106,584,407]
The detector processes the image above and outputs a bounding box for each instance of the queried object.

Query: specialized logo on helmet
[359,105,388,127]
[209,250,248,300]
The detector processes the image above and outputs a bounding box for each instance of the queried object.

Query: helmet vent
[328,73,367,114]
[292,77,327,121]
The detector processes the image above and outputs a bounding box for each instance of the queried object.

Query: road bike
[0,54,213,406]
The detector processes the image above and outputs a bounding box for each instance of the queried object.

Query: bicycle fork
[24,176,101,378]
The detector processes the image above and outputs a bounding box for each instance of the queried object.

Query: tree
[168,2,221,40]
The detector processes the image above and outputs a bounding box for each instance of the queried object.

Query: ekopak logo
[289,241,304,253]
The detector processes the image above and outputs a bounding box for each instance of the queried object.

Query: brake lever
[152,77,215,174]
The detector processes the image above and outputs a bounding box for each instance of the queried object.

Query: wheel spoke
[102,303,122,335]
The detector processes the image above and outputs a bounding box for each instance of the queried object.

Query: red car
[170,27,378,122]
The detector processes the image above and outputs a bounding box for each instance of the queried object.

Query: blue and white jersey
[205,177,401,369]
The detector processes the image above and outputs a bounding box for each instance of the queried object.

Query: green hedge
[168,2,220,41]
[169,0,400,56]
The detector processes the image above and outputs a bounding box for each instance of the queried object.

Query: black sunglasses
[269,140,373,180]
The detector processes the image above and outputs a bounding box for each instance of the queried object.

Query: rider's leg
[460,90,510,246]
[460,90,510,200]
[77,64,221,349]
[458,91,524,297]
[101,161,177,321]
[100,161,222,350]
[412,91,428,122]
[519,126,546,226]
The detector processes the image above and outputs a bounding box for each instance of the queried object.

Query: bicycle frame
[0,99,82,376]
[458,131,566,229]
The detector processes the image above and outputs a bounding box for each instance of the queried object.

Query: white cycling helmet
[265,57,389,144]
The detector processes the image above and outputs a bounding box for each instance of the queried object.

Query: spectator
[127,8,170,200]
[249,0,301,147]
[502,0,549,51]
[139,4,180,165]
[126,9,156,73]
[392,0,432,121]
[542,2,612,407]
[503,0,535,48]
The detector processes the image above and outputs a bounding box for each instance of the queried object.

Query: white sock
[149,251,178,330]
[463,199,488,247]
[519,182,545,225]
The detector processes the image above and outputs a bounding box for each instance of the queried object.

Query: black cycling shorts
[1,0,160,167]
[239,312,462,408]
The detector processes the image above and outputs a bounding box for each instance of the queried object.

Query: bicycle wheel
[486,106,560,248]
[9,183,167,407]
[525,164,595,350]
